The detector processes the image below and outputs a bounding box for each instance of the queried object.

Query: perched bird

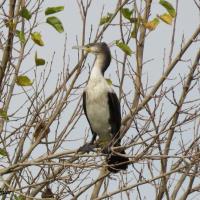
[73,42,129,173]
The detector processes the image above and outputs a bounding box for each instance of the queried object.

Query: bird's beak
[72,45,91,53]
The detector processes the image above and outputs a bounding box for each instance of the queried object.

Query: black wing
[107,92,121,138]
[83,91,97,144]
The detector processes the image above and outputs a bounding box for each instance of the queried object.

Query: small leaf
[144,18,160,31]
[0,148,7,157]
[158,13,173,25]
[45,6,64,15]
[131,20,140,38]
[14,195,18,200]
[19,196,26,200]
[0,109,9,121]
[20,7,31,20]
[31,32,44,46]
[159,0,176,18]
[35,52,45,66]
[131,30,136,38]
[4,19,15,29]
[46,16,64,33]
[121,8,132,20]
[99,13,113,25]
[14,195,26,200]
[16,30,25,43]
[33,121,50,140]
[106,79,112,85]
[116,41,133,56]
[34,121,50,141]
[16,75,33,86]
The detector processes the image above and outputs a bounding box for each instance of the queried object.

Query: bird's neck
[90,53,111,80]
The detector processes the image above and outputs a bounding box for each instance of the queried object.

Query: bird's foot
[78,143,96,153]
[101,145,111,154]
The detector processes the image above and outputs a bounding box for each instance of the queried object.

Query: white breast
[85,76,112,139]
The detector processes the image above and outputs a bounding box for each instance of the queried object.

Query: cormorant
[73,42,129,173]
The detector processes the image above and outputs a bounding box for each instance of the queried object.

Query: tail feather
[106,149,129,173]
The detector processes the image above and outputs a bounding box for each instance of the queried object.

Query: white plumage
[85,59,113,141]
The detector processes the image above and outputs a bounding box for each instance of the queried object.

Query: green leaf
[14,195,26,200]
[46,16,64,33]
[106,78,112,85]
[158,13,173,25]
[19,7,31,20]
[131,29,136,38]
[16,30,25,43]
[35,52,45,66]
[159,0,176,18]
[31,32,44,46]
[45,6,64,15]
[144,18,160,31]
[131,20,140,38]
[16,75,33,86]
[121,8,132,20]
[0,109,9,121]
[4,19,15,29]
[99,13,113,25]
[116,41,132,56]
[0,148,7,157]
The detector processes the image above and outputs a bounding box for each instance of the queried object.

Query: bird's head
[73,42,110,55]
[73,42,111,73]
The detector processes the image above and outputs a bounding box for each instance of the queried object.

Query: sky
[32,0,200,95]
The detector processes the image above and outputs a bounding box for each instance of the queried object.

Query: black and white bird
[73,42,129,173]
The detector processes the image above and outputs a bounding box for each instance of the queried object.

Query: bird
[73,42,129,173]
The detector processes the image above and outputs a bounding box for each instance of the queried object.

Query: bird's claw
[101,146,111,154]
[78,143,96,153]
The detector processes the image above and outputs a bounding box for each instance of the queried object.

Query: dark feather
[107,92,121,141]
[106,149,129,173]
[107,92,129,173]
